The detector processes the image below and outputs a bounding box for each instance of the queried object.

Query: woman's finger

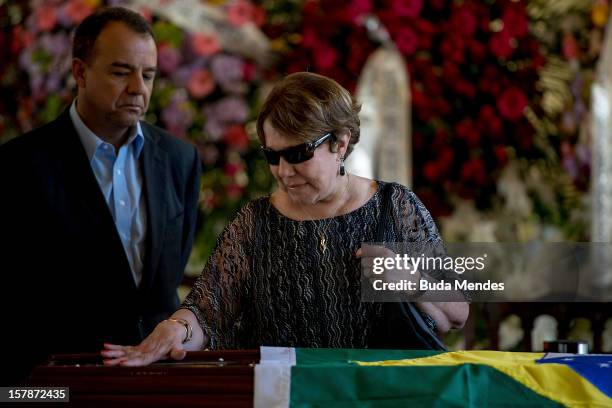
[102,357,126,366]
[100,349,126,358]
[120,350,167,367]
[169,347,186,361]
[103,343,127,350]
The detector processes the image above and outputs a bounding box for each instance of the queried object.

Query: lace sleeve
[390,184,470,302]
[180,202,256,349]
[388,183,443,244]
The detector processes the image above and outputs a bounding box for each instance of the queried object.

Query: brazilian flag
[254,348,612,407]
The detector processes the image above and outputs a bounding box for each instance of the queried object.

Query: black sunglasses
[261,132,333,165]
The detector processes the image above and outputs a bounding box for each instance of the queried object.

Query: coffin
[27,350,259,407]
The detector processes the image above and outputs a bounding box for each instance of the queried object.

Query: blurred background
[1,0,611,352]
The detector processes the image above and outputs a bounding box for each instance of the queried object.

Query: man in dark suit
[0,7,201,383]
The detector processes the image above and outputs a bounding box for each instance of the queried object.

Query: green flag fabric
[254,347,612,407]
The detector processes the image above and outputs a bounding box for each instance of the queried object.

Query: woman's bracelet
[165,317,193,343]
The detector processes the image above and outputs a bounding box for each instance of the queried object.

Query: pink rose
[36,6,58,31]
[562,33,580,60]
[187,69,215,99]
[158,44,180,74]
[191,33,220,56]
[227,0,254,27]
[64,0,94,25]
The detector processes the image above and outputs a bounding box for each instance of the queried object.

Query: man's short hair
[72,6,155,63]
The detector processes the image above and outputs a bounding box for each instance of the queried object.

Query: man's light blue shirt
[70,100,147,286]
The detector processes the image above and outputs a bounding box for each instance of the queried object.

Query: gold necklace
[301,174,351,253]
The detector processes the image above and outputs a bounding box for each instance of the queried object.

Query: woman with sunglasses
[102,72,469,366]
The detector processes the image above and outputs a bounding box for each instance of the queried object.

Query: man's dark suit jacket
[0,110,201,382]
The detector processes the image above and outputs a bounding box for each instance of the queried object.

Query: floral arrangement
[264,0,610,241]
[1,0,608,256]
[1,0,274,264]
[264,0,543,218]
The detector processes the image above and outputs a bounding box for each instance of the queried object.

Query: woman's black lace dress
[181,181,445,349]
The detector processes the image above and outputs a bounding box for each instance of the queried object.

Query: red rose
[412,88,435,122]
[223,125,250,151]
[502,5,528,39]
[451,6,478,38]
[489,29,514,59]
[435,99,452,116]
[313,44,339,70]
[562,33,580,60]
[252,6,266,27]
[477,105,503,138]
[455,118,480,148]
[440,36,466,64]
[301,27,318,48]
[431,127,448,151]
[415,19,436,35]
[413,131,425,152]
[479,74,502,96]
[415,189,452,217]
[243,61,257,82]
[455,80,476,99]
[439,147,454,172]
[429,0,445,11]
[224,162,243,177]
[442,61,461,84]
[497,87,528,122]
[395,26,419,56]
[391,0,423,18]
[11,26,33,55]
[421,71,443,97]
[345,0,373,23]
[424,161,441,183]
[469,41,487,64]
[494,146,508,167]
[460,158,487,186]
[226,183,244,200]
[515,122,534,150]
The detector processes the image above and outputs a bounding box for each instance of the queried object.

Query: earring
[339,157,346,176]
